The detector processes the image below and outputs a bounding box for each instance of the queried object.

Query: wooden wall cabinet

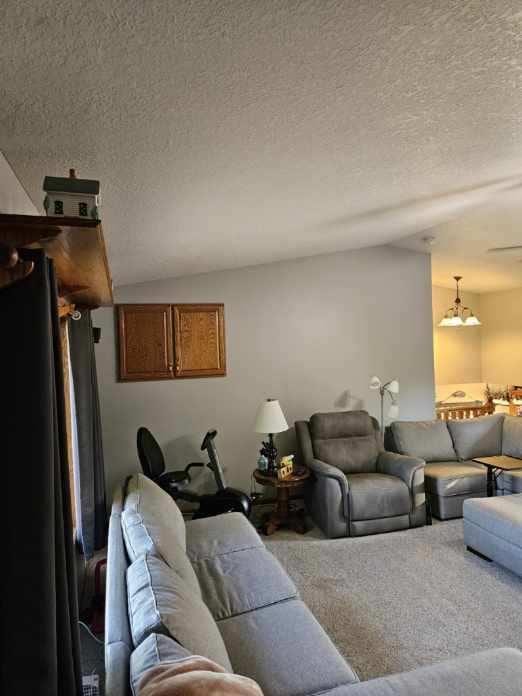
[117,303,226,382]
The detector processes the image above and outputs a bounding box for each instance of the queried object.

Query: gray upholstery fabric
[185,512,263,562]
[464,493,522,576]
[130,634,191,696]
[106,641,132,696]
[218,599,359,696]
[310,410,378,440]
[297,413,424,537]
[377,451,425,490]
[464,518,522,577]
[304,462,348,538]
[193,547,297,621]
[297,420,349,537]
[310,410,380,474]
[314,435,380,474]
[390,420,456,462]
[447,413,504,461]
[424,461,486,496]
[463,493,522,549]
[502,415,522,459]
[378,451,426,518]
[105,489,133,696]
[499,469,522,493]
[350,515,410,536]
[430,491,486,520]
[329,648,522,696]
[347,473,410,520]
[126,554,232,670]
[121,508,201,596]
[124,474,186,550]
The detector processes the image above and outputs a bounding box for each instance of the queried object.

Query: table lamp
[254,398,289,475]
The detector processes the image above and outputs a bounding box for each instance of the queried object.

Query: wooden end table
[253,467,310,536]
[472,455,522,496]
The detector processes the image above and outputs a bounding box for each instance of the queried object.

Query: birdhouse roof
[43,175,100,195]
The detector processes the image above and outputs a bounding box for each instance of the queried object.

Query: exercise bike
[137,427,252,519]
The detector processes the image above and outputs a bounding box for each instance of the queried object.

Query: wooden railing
[436,402,494,420]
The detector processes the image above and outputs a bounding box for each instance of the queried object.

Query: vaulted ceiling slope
[2,1,522,286]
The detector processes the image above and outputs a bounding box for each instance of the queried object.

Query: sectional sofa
[387,414,522,519]
[105,473,522,696]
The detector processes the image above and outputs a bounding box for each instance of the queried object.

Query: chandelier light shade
[438,276,481,327]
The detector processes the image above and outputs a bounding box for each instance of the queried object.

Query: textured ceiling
[2,1,522,287]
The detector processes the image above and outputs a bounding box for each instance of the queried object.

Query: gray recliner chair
[295,410,426,538]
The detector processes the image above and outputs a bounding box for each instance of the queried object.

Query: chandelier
[438,276,481,327]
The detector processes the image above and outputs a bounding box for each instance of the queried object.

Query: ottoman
[463,494,522,577]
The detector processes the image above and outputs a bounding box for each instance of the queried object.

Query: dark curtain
[69,309,107,559]
[2,249,82,696]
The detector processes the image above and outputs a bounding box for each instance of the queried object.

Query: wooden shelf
[0,214,113,307]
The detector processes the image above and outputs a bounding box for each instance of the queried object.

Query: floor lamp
[369,376,400,434]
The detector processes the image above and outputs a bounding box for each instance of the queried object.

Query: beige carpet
[265,519,522,680]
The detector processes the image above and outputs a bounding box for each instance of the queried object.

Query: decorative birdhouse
[43,169,100,219]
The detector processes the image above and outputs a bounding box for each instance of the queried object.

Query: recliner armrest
[378,451,425,490]
[309,458,349,517]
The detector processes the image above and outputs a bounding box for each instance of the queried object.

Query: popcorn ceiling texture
[1,1,522,285]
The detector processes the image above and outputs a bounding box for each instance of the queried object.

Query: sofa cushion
[126,554,232,670]
[130,634,192,696]
[499,470,522,493]
[390,421,456,462]
[339,648,522,696]
[311,411,380,474]
[185,512,263,562]
[346,473,410,520]
[447,414,504,461]
[424,461,486,497]
[124,473,186,550]
[218,599,359,696]
[121,509,201,596]
[503,415,522,459]
[192,547,297,621]
[463,493,522,549]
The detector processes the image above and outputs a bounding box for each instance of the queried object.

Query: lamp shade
[464,314,481,326]
[369,376,382,390]
[387,379,400,394]
[254,399,288,434]
[439,314,464,327]
[388,404,399,419]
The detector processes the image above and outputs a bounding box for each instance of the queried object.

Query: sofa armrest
[378,451,425,490]
[309,459,349,518]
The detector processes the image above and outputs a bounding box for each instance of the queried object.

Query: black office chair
[137,427,203,494]
[136,427,252,518]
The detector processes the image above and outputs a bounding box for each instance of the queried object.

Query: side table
[253,467,310,536]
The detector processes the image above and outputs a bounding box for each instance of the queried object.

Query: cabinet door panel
[117,304,173,381]
[173,304,226,377]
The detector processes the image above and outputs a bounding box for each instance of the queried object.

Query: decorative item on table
[257,454,269,472]
[254,398,289,476]
[509,386,522,417]
[277,454,295,480]
[43,168,100,219]
[369,376,399,434]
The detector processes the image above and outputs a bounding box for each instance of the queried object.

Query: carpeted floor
[265,519,522,681]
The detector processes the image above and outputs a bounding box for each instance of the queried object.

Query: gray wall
[95,245,435,497]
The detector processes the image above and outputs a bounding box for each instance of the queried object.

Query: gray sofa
[387,413,522,519]
[105,472,522,696]
[464,493,522,577]
[295,410,426,538]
